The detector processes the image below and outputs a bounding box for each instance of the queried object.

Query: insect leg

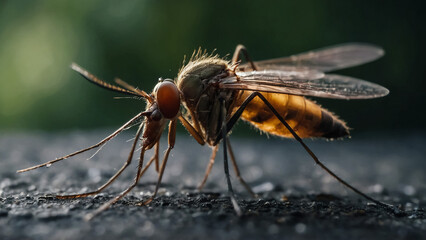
[86,142,158,220]
[57,122,145,199]
[216,91,395,211]
[150,140,160,173]
[139,119,177,206]
[178,115,205,145]
[84,145,147,221]
[232,44,257,70]
[227,138,258,198]
[17,112,144,173]
[197,145,219,191]
[219,98,242,216]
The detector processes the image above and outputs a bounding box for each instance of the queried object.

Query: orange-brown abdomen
[235,91,349,139]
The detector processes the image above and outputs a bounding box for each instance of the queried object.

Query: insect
[18,43,393,220]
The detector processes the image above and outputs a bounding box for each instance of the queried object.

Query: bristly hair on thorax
[177,47,230,79]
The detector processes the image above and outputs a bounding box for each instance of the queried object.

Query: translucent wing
[220,70,389,100]
[239,43,384,72]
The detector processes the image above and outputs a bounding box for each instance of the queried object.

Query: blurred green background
[0,0,424,135]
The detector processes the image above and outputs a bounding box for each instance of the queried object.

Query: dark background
[0,0,424,135]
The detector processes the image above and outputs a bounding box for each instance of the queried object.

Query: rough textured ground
[0,131,425,240]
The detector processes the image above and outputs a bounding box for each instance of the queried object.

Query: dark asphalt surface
[0,131,425,239]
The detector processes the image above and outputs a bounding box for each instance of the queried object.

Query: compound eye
[156,80,180,119]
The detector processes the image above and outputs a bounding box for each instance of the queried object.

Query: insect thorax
[177,57,237,145]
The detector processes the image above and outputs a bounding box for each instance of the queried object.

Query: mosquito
[18,43,394,220]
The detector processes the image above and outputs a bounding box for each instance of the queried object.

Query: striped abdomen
[234,91,349,139]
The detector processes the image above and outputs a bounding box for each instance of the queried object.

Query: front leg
[139,119,177,206]
[150,141,160,173]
